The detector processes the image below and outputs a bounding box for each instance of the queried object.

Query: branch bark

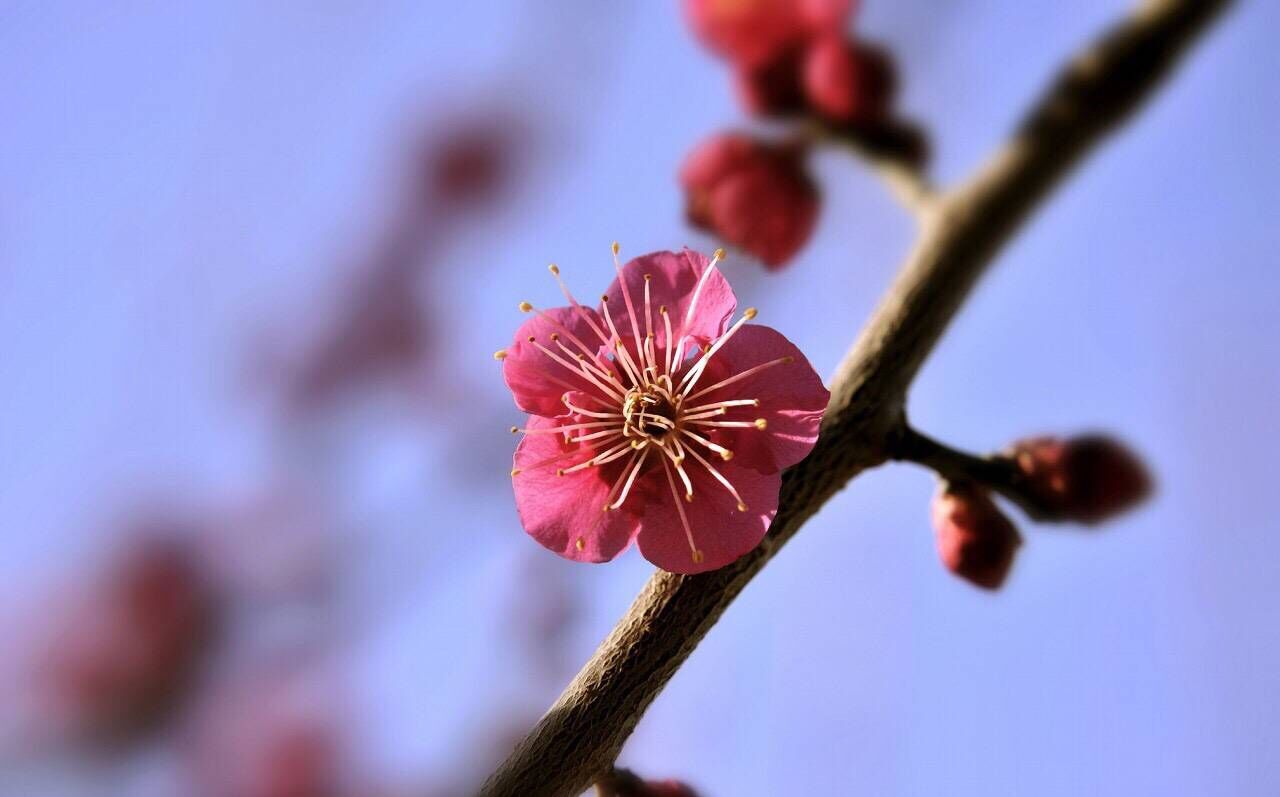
[480,2,1231,794]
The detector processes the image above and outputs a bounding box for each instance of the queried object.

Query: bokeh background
[1,1,1276,795]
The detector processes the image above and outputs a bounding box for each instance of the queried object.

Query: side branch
[480,2,1230,795]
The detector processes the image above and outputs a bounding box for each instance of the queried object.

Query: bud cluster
[680,0,920,269]
[924,434,1150,589]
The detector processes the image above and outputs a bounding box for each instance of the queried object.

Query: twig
[887,425,1050,520]
[478,2,1231,795]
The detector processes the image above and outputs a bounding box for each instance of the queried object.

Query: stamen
[679,427,734,460]
[493,349,507,360]
[661,443,694,500]
[512,444,589,476]
[530,338,624,403]
[599,296,644,387]
[678,309,758,397]
[683,398,759,414]
[563,404,622,424]
[679,408,728,423]
[683,247,724,328]
[547,264,614,351]
[682,442,750,512]
[661,455,703,564]
[552,337,627,395]
[687,418,768,430]
[609,446,651,509]
[570,429,625,444]
[642,273,655,374]
[611,242,649,373]
[520,301,619,383]
[562,398,623,419]
[660,306,675,377]
[512,420,619,435]
[600,450,640,510]
[685,356,793,404]
[561,438,635,475]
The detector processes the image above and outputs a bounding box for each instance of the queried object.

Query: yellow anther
[692,549,705,564]
[526,335,535,343]
[549,332,560,341]
[548,263,560,275]
[509,426,519,434]
[510,468,521,476]
[556,468,566,477]
[518,301,533,312]
[684,493,693,502]
[644,273,652,281]
[575,537,585,551]
[659,305,668,314]
[713,248,725,260]
[783,356,795,363]
[720,450,734,461]
[754,418,768,430]
[743,307,758,320]
[493,349,508,360]
[611,241,620,255]
[736,501,748,512]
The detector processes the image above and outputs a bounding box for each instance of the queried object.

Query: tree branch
[479,2,1231,794]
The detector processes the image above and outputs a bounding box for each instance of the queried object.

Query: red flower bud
[931,482,1022,590]
[679,133,819,269]
[802,36,896,124]
[1009,435,1151,524]
[684,0,856,68]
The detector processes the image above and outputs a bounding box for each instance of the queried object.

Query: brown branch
[887,425,1051,521]
[479,2,1231,795]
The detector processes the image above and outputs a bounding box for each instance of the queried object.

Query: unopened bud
[931,482,1022,590]
[802,36,896,125]
[679,132,819,269]
[1007,435,1151,524]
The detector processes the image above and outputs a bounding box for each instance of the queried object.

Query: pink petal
[692,324,828,474]
[502,305,615,417]
[603,249,736,352]
[637,459,781,574]
[512,415,645,563]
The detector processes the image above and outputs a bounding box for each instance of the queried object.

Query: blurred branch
[813,118,938,217]
[479,1,1231,794]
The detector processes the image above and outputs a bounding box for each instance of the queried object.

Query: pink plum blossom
[499,247,828,574]
[683,0,857,68]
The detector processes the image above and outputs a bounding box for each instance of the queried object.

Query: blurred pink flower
[802,36,896,124]
[183,667,360,797]
[32,535,218,747]
[501,248,827,573]
[683,0,856,68]
[680,133,819,268]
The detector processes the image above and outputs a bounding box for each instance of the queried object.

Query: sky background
[1,1,1277,795]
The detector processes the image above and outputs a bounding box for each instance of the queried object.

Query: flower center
[622,384,678,441]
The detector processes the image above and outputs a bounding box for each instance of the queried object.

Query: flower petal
[603,249,736,351]
[502,305,617,416]
[637,459,781,574]
[688,324,828,474]
[512,415,644,563]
